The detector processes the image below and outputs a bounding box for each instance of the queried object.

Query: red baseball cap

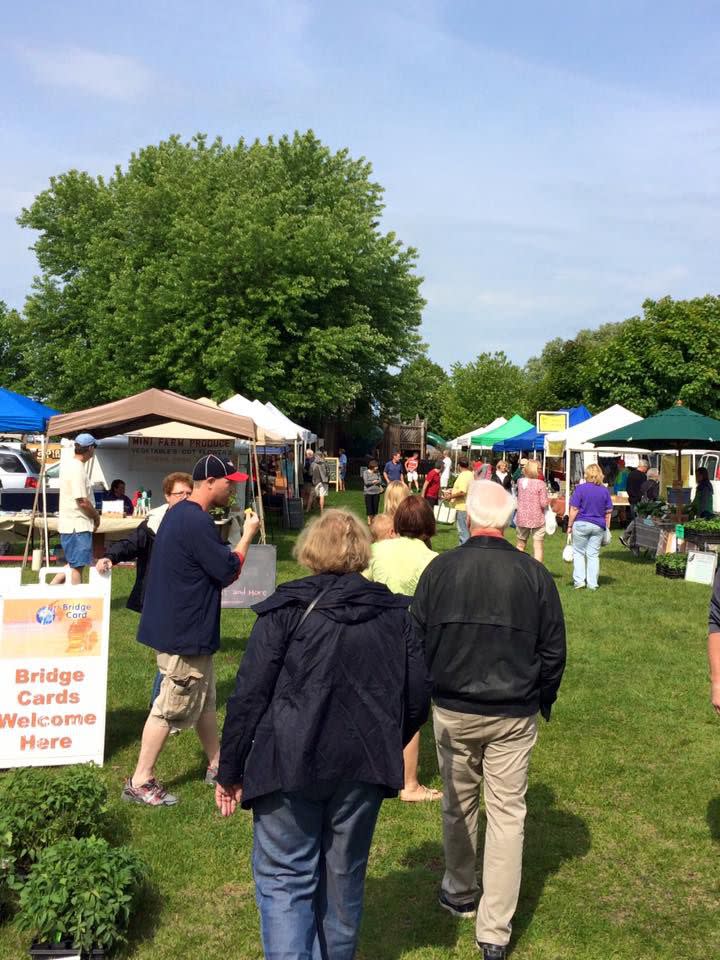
[192,454,249,482]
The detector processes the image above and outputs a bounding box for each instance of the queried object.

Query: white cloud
[19,46,153,101]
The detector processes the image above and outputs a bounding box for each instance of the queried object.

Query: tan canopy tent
[27,389,265,566]
[47,388,256,441]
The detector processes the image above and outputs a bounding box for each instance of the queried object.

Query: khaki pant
[433,705,538,947]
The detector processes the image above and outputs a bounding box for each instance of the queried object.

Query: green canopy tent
[590,402,720,518]
[471,414,534,449]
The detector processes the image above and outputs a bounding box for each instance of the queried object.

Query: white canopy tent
[449,417,507,451]
[544,404,645,514]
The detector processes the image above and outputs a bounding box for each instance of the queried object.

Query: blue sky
[2,0,719,369]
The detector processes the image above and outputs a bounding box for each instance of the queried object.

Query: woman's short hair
[466,480,515,530]
[457,457,469,469]
[523,460,539,479]
[294,509,371,574]
[383,480,411,515]
[368,459,378,470]
[162,472,193,496]
[110,478,124,493]
[584,463,604,485]
[496,460,508,472]
[393,496,436,547]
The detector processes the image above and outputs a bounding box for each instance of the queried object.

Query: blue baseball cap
[75,432,98,447]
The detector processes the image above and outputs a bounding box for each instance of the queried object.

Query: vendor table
[0,513,145,539]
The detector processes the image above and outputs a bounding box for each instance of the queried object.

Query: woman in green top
[365,496,441,801]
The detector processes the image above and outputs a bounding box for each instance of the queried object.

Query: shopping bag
[602,527,612,546]
[434,502,457,525]
[562,534,573,562]
[544,507,557,536]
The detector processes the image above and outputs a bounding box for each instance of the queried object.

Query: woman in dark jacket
[96,471,192,611]
[216,508,431,960]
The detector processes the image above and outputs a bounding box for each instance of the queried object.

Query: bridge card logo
[35,605,57,626]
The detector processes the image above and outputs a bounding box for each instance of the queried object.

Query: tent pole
[564,444,571,517]
[22,445,44,569]
[251,440,267,545]
[40,434,50,567]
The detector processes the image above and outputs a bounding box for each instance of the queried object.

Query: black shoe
[619,536,628,548]
[438,889,476,918]
[476,943,506,959]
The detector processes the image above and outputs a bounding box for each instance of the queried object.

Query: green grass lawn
[2,488,719,960]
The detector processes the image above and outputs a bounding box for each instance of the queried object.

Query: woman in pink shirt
[515,460,549,563]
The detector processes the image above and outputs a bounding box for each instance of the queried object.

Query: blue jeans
[572,520,604,589]
[252,781,384,960]
[456,510,469,545]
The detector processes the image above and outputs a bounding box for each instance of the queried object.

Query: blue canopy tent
[0,388,58,434]
[492,406,592,454]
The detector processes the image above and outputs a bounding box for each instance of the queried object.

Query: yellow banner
[537,412,569,433]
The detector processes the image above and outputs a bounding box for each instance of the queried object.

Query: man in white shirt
[441,450,452,489]
[53,432,100,585]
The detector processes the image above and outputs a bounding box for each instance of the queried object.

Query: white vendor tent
[450,418,507,451]
[544,403,645,514]
[219,394,284,444]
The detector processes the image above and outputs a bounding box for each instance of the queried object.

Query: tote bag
[544,507,557,536]
[562,534,574,562]
[434,502,457,525]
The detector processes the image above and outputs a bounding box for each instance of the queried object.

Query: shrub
[16,837,147,953]
[685,518,720,533]
[0,765,108,876]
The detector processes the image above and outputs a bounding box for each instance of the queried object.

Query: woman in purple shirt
[568,464,613,590]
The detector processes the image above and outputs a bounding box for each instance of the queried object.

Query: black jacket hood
[252,572,411,624]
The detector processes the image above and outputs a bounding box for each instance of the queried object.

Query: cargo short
[515,524,545,542]
[149,652,216,731]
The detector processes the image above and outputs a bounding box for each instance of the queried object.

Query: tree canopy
[437,352,528,439]
[526,297,720,419]
[17,131,424,418]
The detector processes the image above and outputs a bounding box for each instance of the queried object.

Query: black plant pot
[655,564,685,579]
[29,942,105,959]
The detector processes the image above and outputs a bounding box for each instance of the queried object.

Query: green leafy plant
[0,825,17,920]
[656,553,688,573]
[0,766,108,877]
[684,517,720,533]
[635,499,668,518]
[16,837,146,953]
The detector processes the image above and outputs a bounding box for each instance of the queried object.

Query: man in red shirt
[421,459,443,507]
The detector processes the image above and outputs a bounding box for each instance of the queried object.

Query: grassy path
[1,489,717,959]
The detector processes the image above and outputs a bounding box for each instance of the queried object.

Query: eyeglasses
[169,489,191,498]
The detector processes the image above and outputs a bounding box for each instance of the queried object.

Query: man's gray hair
[466,479,515,530]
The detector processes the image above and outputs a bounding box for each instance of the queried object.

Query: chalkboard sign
[221,544,277,608]
[324,457,340,490]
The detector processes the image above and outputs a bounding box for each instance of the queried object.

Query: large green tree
[17,132,424,417]
[384,351,448,429]
[438,351,527,438]
[525,297,720,418]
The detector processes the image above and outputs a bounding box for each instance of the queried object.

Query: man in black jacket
[412,479,566,960]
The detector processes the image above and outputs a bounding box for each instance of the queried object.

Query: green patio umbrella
[590,402,720,514]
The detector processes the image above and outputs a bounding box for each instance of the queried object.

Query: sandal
[399,785,442,802]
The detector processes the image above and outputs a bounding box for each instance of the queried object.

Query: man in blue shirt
[384,451,405,485]
[122,454,260,807]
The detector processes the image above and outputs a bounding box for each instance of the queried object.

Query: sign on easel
[0,568,111,768]
[221,545,277,608]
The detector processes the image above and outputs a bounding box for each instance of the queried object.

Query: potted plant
[655,553,688,579]
[16,837,146,959]
[0,766,108,883]
[684,517,720,549]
